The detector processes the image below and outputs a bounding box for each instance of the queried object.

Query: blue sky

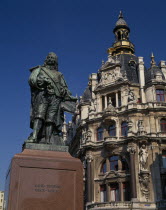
[0,0,165,190]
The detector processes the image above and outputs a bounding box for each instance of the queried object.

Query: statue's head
[44,52,58,69]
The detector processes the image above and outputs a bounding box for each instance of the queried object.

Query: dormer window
[156,89,165,102]
[155,72,162,80]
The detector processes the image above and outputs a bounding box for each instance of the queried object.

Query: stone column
[105,95,108,109]
[119,182,123,201]
[127,145,137,199]
[106,158,110,171]
[85,154,93,202]
[116,92,119,107]
[106,183,110,202]
[138,57,146,103]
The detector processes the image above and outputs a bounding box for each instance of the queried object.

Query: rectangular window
[110,183,119,201]
[100,185,106,202]
[123,182,130,201]
[156,89,165,102]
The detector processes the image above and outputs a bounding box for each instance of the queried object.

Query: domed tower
[108,11,135,56]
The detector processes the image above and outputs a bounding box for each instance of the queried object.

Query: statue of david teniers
[25,52,77,147]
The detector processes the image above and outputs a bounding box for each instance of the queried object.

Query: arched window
[121,121,128,137]
[161,119,166,133]
[109,156,119,171]
[108,122,116,137]
[156,89,165,102]
[97,127,103,141]
[100,160,107,173]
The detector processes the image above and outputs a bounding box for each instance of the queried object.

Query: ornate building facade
[67,12,166,210]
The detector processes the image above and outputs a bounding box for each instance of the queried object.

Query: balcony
[86,201,157,209]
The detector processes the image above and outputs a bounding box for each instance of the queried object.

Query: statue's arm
[60,73,77,102]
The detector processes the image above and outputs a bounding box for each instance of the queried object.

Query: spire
[151,52,156,66]
[119,11,123,19]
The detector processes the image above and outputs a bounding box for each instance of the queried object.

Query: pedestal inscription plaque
[4,149,83,210]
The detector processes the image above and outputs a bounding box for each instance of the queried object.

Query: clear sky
[0,0,165,190]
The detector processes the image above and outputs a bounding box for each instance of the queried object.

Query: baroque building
[67,12,166,210]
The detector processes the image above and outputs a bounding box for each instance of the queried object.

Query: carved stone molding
[127,144,136,154]
[85,154,94,162]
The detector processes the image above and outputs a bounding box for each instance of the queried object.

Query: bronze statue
[27,52,77,145]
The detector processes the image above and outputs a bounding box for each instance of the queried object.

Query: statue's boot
[28,118,42,143]
[45,123,53,144]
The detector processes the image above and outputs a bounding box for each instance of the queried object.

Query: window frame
[156,89,165,102]
[161,119,166,133]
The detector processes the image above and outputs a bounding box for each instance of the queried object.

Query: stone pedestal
[4,145,83,210]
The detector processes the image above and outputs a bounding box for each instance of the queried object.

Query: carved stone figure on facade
[105,97,115,112]
[27,52,77,145]
[128,89,136,103]
[139,144,148,170]
[89,98,96,113]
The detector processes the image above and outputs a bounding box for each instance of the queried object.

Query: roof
[145,65,165,84]
[117,54,139,83]
[81,86,92,102]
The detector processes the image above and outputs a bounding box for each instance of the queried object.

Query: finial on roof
[119,11,123,19]
[115,11,127,26]
[151,52,156,66]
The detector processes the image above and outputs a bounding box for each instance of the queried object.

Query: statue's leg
[45,123,53,144]
[32,118,43,142]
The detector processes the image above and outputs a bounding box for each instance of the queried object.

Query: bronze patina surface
[26,52,77,145]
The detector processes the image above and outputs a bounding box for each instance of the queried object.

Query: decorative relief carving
[81,128,92,144]
[137,120,146,136]
[139,172,150,201]
[127,88,136,103]
[85,153,93,162]
[127,145,136,154]
[99,67,123,87]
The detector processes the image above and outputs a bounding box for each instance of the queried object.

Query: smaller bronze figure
[27,52,77,145]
